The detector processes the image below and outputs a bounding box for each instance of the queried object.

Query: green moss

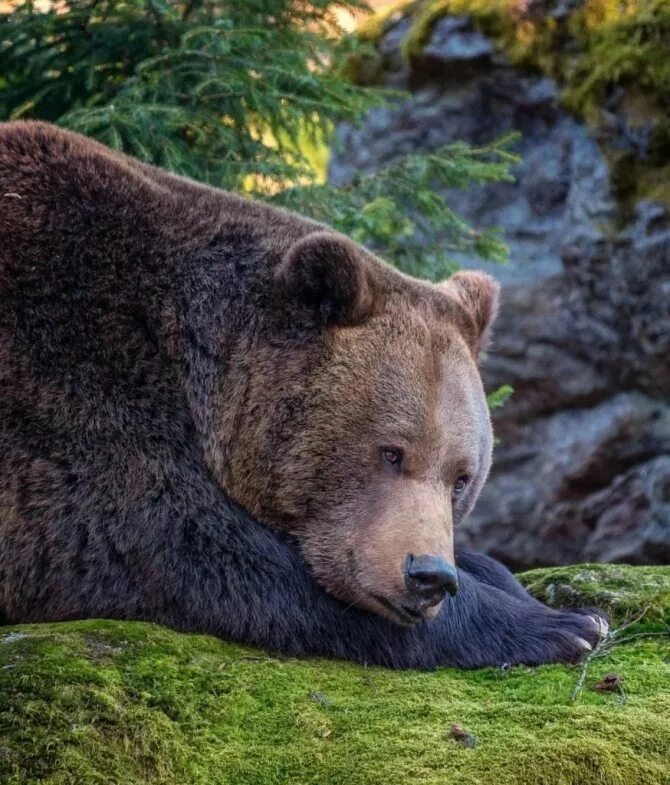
[635,162,670,206]
[339,0,416,85]
[356,0,417,42]
[356,0,670,208]
[563,1,670,114]
[401,0,514,61]
[520,563,670,625]
[1,566,669,784]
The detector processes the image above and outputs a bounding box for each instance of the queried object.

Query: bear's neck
[171,219,315,485]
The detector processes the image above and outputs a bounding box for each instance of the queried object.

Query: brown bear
[0,122,605,668]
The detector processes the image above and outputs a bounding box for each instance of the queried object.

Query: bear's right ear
[438,270,500,355]
[275,232,375,327]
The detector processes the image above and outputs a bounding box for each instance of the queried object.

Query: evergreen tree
[0,0,517,278]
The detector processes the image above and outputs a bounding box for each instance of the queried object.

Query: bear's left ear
[275,231,375,327]
[439,271,500,355]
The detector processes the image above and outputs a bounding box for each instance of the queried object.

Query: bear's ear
[439,271,500,355]
[275,232,375,327]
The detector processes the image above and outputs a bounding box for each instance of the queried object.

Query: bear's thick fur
[0,122,604,668]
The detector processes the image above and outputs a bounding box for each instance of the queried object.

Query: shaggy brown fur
[0,122,605,667]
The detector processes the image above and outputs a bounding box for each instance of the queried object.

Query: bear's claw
[593,614,610,638]
[575,637,593,652]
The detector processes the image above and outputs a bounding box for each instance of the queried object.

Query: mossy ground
[355,0,670,209]
[1,565,669,785]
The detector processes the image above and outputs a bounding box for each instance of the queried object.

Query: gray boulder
[330,6,670,567]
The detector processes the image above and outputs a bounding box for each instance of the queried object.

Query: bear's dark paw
[529,607,609,665]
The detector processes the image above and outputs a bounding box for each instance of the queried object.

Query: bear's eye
[453,475,469,496]
[382,447,403,468]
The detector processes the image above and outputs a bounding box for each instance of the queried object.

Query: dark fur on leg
[148,491,608,669]
[456,551,536,603]
[1,454,605,669]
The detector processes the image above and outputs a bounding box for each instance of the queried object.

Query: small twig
[610,606,652,636]
[362,663,379,695]
[571,635,609,702]
[571,608,670,702]
[617,683,627,705]
[614,629,670,646]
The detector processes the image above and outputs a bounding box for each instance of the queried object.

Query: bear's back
[0,121,322,288]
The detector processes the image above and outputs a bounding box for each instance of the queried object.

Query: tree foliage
[0,0,516,278]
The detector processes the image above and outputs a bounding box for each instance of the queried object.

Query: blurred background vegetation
[0,0,518,279]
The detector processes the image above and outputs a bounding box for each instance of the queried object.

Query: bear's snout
[405,554,459,604]
[370,554,458,625]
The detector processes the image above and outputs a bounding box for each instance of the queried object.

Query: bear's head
[219,232,499,626]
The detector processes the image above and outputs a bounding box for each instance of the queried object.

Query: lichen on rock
[352,0,670,209]
[1,565,669,785]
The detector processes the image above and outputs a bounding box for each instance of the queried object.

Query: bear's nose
[405,554,459,601]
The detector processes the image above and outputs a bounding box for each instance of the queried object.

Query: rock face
[330,8,670,568]
[2,565,669,785]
